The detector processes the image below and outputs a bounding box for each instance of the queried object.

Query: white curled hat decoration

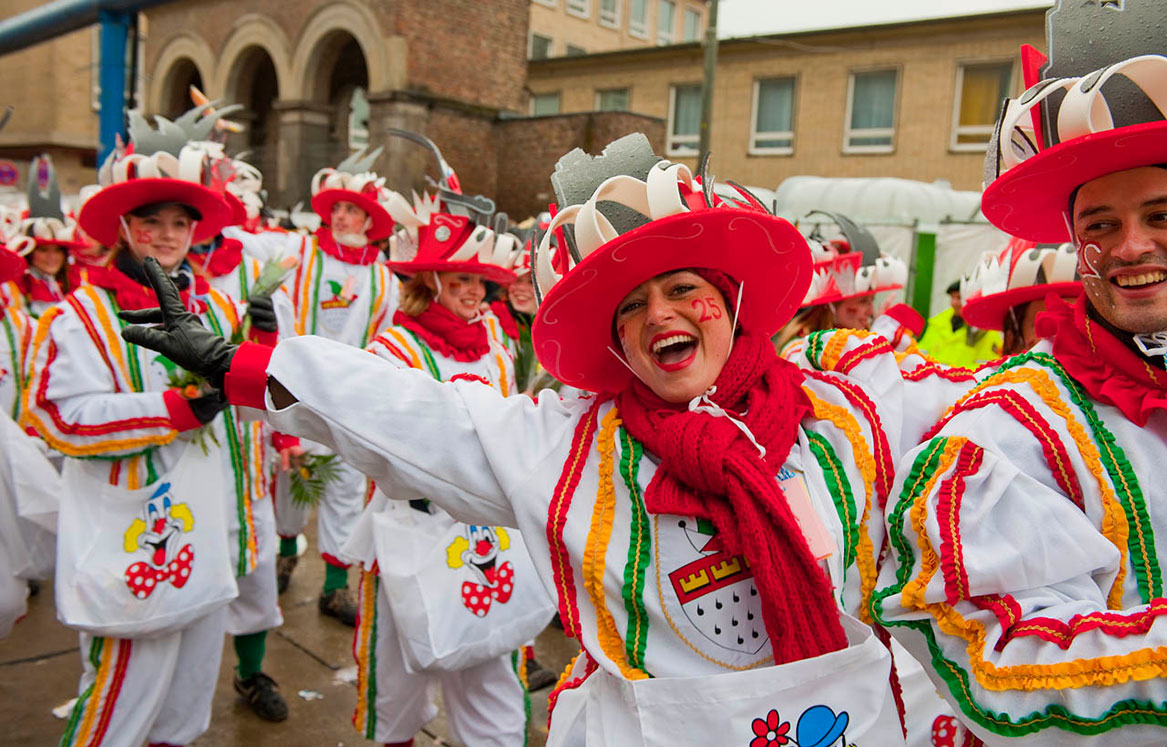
[960,239,1081,331]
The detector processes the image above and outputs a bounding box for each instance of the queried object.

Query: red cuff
[271,432,301,451]
[884,303,925,337]
[250,328,278,348]
[163,389,203,432]
[224,341,274,410]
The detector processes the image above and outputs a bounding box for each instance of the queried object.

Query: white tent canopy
[773,175,1009,315]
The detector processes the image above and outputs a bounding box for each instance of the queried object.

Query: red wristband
[271,432,301,451]
[250,328,278,348]
[224,341,274,409]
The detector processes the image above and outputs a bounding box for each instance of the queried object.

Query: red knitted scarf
[90,260,209,312]
[616,332,848,664]
[1035,293,1167,426]
[393,303,489,362]
[188,238,243,278]
[315,227,380,266]
[490,300,520,341]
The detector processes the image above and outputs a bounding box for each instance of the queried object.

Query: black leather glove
[188,389,229,425]
[247,293,278,333]
[119,257,240,390]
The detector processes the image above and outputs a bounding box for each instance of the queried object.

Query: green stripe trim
[995,352,1160,602]
[361,265,380,348]
[308,246,323,336]
[402,329,443,380]
[617,426,653,675]
[205,308,251,576]
[60,637,104,746]
[364,574,379,740]
[510,650,532,747]
[806,330,828,371]
[805,430,858,576]
[109,296,145,394]
[872,437,1167,736]
[1,312,21,419]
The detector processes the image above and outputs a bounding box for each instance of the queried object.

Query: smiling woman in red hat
[122,134,941,745]
[21,107,266,747]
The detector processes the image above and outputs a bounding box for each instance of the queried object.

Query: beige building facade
[526,10,1045,192]
[529,0,708,60]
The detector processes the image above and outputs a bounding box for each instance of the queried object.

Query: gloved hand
[188,389,229,425]
[119,257,240,390]
[247,293,278,333]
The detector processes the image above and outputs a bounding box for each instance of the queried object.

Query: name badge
[778,469,836,561]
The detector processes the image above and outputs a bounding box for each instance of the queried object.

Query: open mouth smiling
[650,332,698,371]
[1113,270,1167,289]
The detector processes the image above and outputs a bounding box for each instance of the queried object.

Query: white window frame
[629,0,649,38]
[682,7,701,42]
[842,68,898,155]
[530,92,562,117]
[667,83,701,157]
[566,0,591,19]
[595,87,631,111]
[534,0,558,7]
[599,0,621,28]
[657,0,676,45]
[748,77,795,156]
[529,33,554,60]
[950,60,1014,152]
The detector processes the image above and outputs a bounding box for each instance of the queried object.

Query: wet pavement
[0,520,579,746]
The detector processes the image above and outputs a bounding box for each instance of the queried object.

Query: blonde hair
[398,273,433,317]
[773,305,835,351]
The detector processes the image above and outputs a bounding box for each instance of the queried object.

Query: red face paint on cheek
[133,229,154,245]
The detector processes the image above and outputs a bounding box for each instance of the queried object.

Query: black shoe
[27,579,39,597]
[318,587,358,627]
[234,671,289,722]
[276,555,298,595]
[525,657,558,692]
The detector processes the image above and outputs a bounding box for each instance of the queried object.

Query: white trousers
[274,458,366,566]
[226,494,283,636]
[362,574,527,746]
[61,608,226,747]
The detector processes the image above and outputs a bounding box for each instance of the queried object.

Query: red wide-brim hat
[79,179,233,247]
[981,121,1167,243]
[311,189,393,241]
[0,246,24,284]
[961,281,1082,331]
[532,208,811,394]
[389,257,517,286]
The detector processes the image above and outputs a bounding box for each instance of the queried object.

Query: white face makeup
[1071,166,1167,334]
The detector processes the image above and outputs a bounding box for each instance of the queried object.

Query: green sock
[323,563,348,594]
[234,631,267,681]
[279,537,298,557]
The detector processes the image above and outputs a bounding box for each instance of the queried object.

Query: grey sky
[717,0,1053,39]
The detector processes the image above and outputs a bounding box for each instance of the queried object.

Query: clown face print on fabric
[616,270,735,404]
[122,483,196,599]
[446,524,516,617]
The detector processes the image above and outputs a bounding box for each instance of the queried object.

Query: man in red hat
[266,148,398,625]
[873,1,1167,742]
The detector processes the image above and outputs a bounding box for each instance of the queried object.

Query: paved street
[0,521,577,746]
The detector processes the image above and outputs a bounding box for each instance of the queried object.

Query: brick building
[527,9,1045,192]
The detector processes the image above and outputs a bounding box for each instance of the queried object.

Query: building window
[600,0,621,28]
[844,69,898,153]
[566,0,590,18]
[629,0,648,38]
[531,92,561,116]
[683,7,701,42]
[534,0,557,6]
[596,88,630,111]
[951,61,1013,151]
[566,44,587,56]
[750,77,795,155]
[530,33,553,60]
[657,0,676,45]
[668,84,701,156]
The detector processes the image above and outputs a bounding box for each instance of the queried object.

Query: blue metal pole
[98,9,131,165]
